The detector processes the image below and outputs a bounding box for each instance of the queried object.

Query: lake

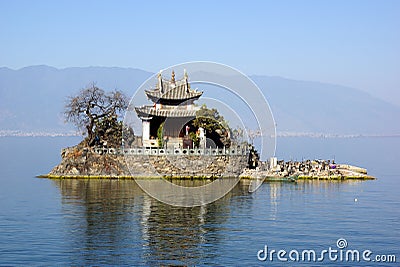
[0,136,399,266]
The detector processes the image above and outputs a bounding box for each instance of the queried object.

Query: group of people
[270,159,337,176]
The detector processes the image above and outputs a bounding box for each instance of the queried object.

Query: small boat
[265,174,299,182]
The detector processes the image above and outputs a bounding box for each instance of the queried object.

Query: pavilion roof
[145,70,203,103]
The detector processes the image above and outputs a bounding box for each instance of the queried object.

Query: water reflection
[52,179,250,266]
[249,180,364,222]
[51,179,366,265]
[53,180,144,265]
[269,183,279,221]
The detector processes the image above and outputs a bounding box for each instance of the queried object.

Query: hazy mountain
[0,65,152,131]
[251,75,400,134]
[0,65,399,135]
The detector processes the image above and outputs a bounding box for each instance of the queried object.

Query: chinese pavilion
[135,70,204,148]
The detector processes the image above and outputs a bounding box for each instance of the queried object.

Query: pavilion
[134,70,205,148]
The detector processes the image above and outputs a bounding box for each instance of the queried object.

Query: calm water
[0,137,399,266]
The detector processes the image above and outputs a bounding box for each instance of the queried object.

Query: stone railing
[92,146,249,156]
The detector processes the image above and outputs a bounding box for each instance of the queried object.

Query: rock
[70,167,80,175]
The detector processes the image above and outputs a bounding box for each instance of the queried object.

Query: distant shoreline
[0,131,81,137]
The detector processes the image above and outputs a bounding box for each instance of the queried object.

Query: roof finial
[158,70,164,93]
[171,70,175,83]
[184,69,189,92]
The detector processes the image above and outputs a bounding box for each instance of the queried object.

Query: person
[94,135,100,146]
[164,135,169,148]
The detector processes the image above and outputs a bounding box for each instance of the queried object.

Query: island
[40,71,374,181]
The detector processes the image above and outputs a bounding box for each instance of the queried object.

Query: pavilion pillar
[142,118,151,142]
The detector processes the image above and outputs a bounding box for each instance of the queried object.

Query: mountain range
[0,65,399,135]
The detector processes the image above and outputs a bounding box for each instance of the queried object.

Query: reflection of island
[52,179,250,266]
[51,179,365,265]
[52,179,144,265]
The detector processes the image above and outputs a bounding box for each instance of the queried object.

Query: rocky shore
[240,159,375,180]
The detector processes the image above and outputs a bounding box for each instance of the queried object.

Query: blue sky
[1,0,399,105]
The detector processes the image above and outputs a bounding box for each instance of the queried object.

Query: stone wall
[49,146,248,178]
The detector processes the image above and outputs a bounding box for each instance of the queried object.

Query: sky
[1,0,399,105]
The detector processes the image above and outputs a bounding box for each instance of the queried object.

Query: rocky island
[41,71,374,181]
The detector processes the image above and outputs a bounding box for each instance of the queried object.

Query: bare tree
[65,85,128,146]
